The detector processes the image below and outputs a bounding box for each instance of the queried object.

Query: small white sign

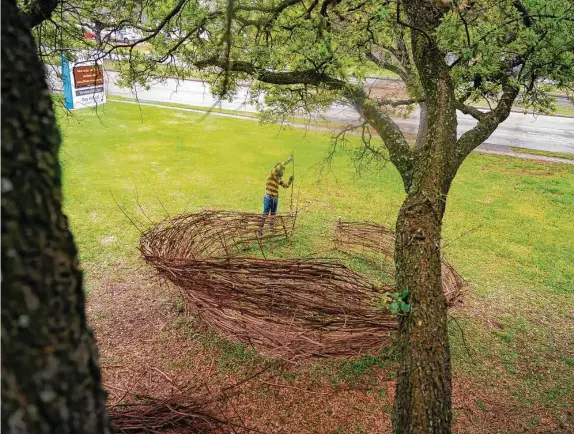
[61,54,106,109]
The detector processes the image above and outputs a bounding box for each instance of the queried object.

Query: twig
[116,371,147,405]
[133,181,155,225]
[149,182,171,219]
[152,367,177,386]
[110,190,146,236]
[442,224,484,249]
[448,314,476,364]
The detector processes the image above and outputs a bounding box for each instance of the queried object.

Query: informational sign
[61,54,106,109]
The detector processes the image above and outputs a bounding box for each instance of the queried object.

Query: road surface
[49,67,574,154]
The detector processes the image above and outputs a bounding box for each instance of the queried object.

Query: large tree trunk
[392,187,451,433]
[390,2,459,432]
[1,0,111,432]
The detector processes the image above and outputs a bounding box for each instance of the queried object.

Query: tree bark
[392,188,451,433]
[391,3,458,432]
[414,102,428,150]
[1,0,112,432]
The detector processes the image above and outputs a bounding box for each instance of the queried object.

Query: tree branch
[195,58,345,87]
[449,10,574,69]
[235,0,304,13]
[396,1,432,45]
[19,0,58,28]
[366,52,408,82]
[196,57,415,189]
[512,0,533,27]
[71,0,193,64]
[131,0,190,45]
[377,97,422,107]
[343,86,415,189]
[454,82,519,163]
[454,101,485,121]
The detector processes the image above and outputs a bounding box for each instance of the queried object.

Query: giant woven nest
[140,211,464,360]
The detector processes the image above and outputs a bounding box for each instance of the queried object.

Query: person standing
[258,154,294,237]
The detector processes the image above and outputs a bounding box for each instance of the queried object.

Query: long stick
[290,151,295,215]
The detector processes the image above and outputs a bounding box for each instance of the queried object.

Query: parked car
[103,27,142,44]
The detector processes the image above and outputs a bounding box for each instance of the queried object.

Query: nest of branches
[109,393,229,433]
[140,210,462,360]
[140,210,297,260]
[107,365,272,433]
[334,220,465,304]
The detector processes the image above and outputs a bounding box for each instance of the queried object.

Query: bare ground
[87,267,571,433]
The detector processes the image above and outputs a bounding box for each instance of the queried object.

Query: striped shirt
[265,161,291,198]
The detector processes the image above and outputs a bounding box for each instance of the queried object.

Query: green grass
[107,95,260,118]
[511,147,574,160]
[548,104,574,117]
[58,102,574,293]
[466,97,574,118]
[106,95,398,134]
[58,101,574,421]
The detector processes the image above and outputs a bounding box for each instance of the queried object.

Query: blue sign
[61,53,74,109]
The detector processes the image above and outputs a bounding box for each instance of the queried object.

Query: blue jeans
[262,194,278,215]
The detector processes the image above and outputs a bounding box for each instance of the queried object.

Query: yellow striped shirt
[265,161,291,198]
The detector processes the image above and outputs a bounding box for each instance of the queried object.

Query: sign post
[61,53,106,109]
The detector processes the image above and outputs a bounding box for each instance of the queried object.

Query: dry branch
[334,220,465,304]
[140,211,463,360]
[107,373,257,433]
[109,394,227,433]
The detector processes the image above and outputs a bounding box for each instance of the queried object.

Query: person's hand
[289,175,294,183]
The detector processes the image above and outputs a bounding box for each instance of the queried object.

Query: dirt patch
[87,267,569,433]
[88,269,395,432]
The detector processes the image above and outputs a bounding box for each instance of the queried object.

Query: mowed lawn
[59,101,574,431]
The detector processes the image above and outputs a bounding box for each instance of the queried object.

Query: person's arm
[279,175,294,188]
[283,153,293,167]
[271,154,292,177]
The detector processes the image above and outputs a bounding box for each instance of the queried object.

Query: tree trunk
[392,186,451,433]
[414,103,429,151]
[1,0,112,432]
[94,20,104,45]
[391,3,459,431]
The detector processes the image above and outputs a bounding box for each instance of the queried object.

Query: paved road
[49,67,574,154]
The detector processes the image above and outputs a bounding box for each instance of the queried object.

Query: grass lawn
[549,104,574,117]
[106,96,422,140]
[509,104,574,117]
[512,147,574,161]
[59,101,574,432]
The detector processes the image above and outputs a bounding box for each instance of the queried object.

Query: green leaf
[378,6,389,20]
